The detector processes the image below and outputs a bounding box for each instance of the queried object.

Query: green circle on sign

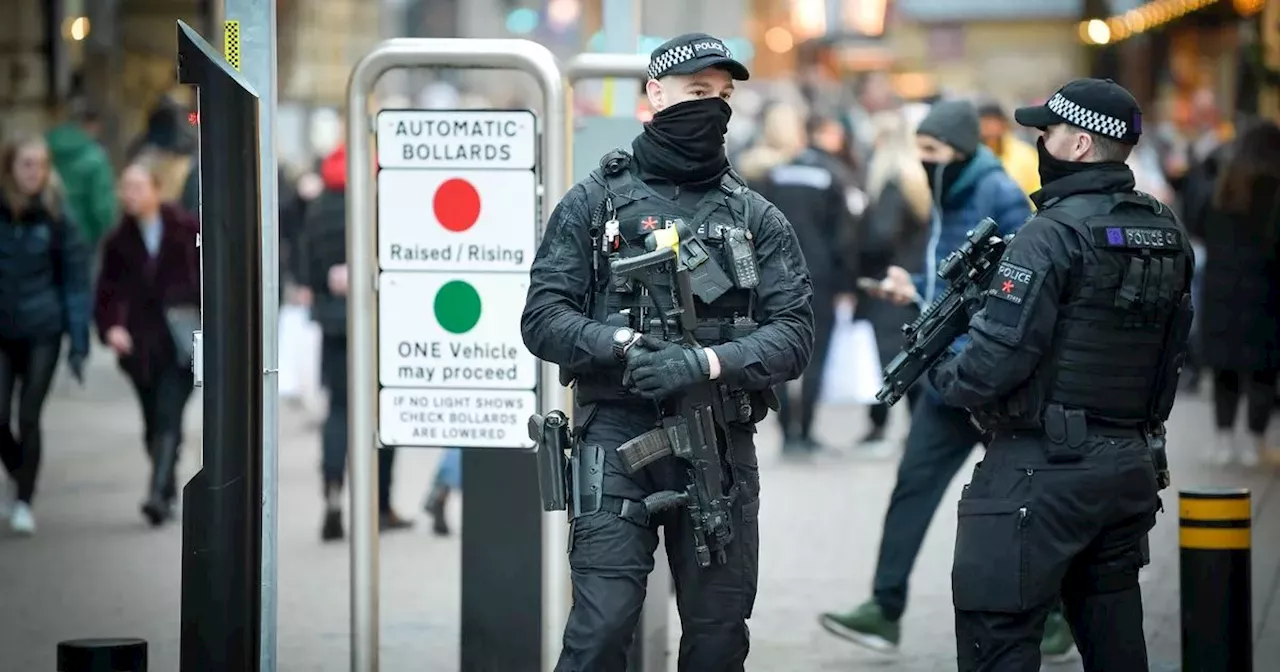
[434,280,482,334]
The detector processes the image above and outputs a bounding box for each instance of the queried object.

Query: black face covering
[631,97,732,184]
[1036,137,1098,187]
[922,159,968,205]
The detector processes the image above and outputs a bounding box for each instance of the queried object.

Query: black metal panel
[175,20,264,672]
[461,449,543,671]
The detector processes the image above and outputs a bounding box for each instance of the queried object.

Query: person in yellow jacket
[978,101,1040,196]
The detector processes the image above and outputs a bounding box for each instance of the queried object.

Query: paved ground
[1,350,1277,671]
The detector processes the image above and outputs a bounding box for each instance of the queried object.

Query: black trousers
[952,432,1159,672]
[126,355,195,502]
[557,410,761,672]
[872,391,981,620]
[1212,368,1278,435]
[320,336,396,513]
[777,293,835,440]
[0,336,61,504]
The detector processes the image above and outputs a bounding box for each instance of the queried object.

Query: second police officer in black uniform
[928,78,1194,671]
[521,33,815,671]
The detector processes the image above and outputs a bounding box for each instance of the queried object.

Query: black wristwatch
[612,327,640,361]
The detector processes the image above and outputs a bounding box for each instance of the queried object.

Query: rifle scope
[937,217,999,283]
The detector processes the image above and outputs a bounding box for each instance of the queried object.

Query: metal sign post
[220,2,282,669]
[561,52,668,672]
[345,39,568,672]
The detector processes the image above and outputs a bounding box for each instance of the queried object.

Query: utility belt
[987,403,1170,488]
[574,375,775,425]
[529,384,753,568]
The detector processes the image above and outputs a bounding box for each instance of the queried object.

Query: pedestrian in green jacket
[46,111,117,251]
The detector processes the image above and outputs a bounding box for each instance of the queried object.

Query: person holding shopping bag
[95,157,200,527]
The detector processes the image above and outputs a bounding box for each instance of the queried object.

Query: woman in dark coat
[1200,121,1280,467]
[0,133,92,536]
[851,111,932,447]
[94,158,201,526]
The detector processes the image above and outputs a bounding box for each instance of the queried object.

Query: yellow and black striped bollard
[1179,487,1252,672]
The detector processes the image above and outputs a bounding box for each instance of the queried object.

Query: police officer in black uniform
[521,33,815,672]
[928,78,1194,671]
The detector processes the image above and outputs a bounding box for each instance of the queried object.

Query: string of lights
[1079,0,1266,45]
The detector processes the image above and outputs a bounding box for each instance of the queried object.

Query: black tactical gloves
[623,335,711,399]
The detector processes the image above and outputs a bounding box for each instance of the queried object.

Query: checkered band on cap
[648,44,697,79]
[1047,92,1128,140]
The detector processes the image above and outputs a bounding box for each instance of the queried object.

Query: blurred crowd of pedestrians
[0,89,468,540]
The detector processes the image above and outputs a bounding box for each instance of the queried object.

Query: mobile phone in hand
[856,277,881,292]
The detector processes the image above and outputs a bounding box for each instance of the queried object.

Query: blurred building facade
[6,0,1278,168]
[1077,0,1273,131]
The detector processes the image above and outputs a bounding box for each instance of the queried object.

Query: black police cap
[648,33,750,81]
[1014,78,1143,145]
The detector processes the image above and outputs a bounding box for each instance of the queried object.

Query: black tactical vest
[575,151,763,404]
[1018,190,1194,425]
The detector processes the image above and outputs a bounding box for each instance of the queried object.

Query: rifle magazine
[615,427,672,473]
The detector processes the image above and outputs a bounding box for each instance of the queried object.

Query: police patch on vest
[1092,226,1180,250]
[991,262,1034,305]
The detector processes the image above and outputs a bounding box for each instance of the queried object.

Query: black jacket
[932,165,1191,420]
[1200,178,1280,371]
[301,187,348,338]
[751,148,856,294]
[0,197,91,353]
[521,162,815,395]
[855,179,929,366]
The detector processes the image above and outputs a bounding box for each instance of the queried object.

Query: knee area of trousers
[15,415,39,435]
[1067,562,1141,596]
[677,621,750,664]
[566,609,642,658]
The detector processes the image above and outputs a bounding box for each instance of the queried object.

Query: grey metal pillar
[600,0,640,116]
[83,0,121,162]
[217,2,281,670]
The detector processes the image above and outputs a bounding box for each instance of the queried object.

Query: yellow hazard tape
[224,20,241,71]
[1179,526,1250,551]
[1180,497,1251,522]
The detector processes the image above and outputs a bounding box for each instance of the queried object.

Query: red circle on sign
[433,178,481,232]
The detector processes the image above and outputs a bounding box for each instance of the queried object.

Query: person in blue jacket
[818,100,1077,662]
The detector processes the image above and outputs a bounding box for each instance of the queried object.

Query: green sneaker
[819,600,901,653]
[1041,611,1078,664]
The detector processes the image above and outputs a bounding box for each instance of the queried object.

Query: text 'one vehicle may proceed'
[375,109,539,449]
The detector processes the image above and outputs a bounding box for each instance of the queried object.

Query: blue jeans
[434,448,461,489]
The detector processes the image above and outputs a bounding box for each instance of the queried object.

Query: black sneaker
[141,499,171,528]
[379,510,414,532]
[425,494,451,536]
[322,509,344,542]
[859,426,886,445]
[782,437,819,457]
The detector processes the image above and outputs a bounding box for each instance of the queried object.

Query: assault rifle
[609,226,736,568]
[877,218,1011,407]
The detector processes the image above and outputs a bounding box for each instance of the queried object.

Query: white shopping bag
[819,304,884,406]
[278,304,322,401]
